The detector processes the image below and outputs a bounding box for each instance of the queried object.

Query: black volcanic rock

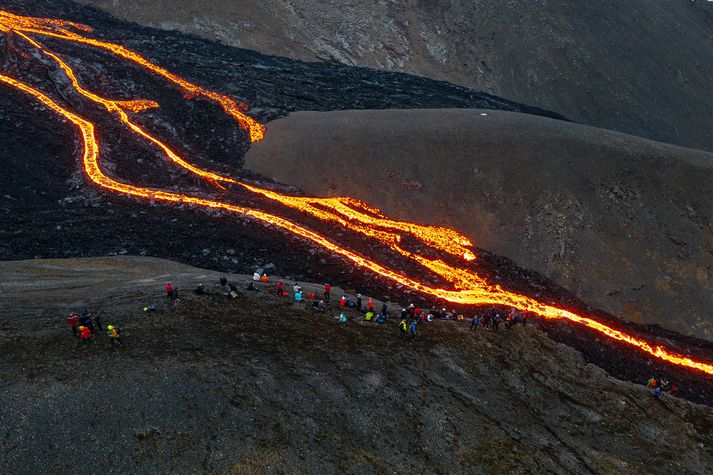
[0,0,564,274]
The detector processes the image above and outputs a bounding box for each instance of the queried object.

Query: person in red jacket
[324,283,331,301]
[78,325,92,347]
[68,313,79,335]
[276,281,284,295]
[367,298,374,311]
[339,295,347,307]
[165,282,173,300]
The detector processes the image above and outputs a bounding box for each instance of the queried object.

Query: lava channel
[1,9,713,376]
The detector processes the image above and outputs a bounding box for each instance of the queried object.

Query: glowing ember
[1,10,712,376]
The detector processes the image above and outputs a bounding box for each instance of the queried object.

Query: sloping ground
[75,0,713,151]
[0,0,566,290]
[2,257,713,473]
[245,109,713,338]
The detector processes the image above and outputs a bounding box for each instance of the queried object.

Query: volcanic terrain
[245,109,713,339]
[75,0,713,151]
[1,1,713,473]
[2,256,713,473]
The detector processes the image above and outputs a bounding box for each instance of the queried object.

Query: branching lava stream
[1,9,712,376]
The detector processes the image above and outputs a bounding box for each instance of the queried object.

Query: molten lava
[1,9,712,376]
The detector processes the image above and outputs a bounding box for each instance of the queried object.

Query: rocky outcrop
[245,109,713,338]
[75,0,713,151]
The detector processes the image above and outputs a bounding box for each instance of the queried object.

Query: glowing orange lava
[1,9,712,376]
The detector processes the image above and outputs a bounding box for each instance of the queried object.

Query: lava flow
[2,9,713,376]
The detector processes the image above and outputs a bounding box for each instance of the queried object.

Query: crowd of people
[66,310,123,349]
[238,273,536,342]
[237,272,686,397]
[646,375,680,399]
[62,269,682,398]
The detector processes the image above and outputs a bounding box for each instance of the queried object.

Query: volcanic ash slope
[2,257,713,473]
[75,0,713,151]
[245,109,713,338]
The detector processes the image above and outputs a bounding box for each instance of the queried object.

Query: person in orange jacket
[78,325,92,346]
[367,298,374,311]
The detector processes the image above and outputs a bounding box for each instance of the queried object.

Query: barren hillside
[76,0,713,151]
[2,257,713,473]
[245,109,713,338]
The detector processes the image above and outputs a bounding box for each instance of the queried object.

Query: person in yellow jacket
[106,325,123,347]
[399,319,408,338]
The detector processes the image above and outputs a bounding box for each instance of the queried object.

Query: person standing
[356,293,363,311]
[399,319,408,338]
[409,320,418,339]
[80,310,94,333]
[324,283,331,301]
[67,313,78,336]
[106,325,123,348]
[78,326,92,347]
[94,312,104,332]
[470,315,479,332]
[165,282,173,300]
[276,281,284,295]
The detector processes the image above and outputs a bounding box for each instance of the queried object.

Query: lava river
[1,9,712,376]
